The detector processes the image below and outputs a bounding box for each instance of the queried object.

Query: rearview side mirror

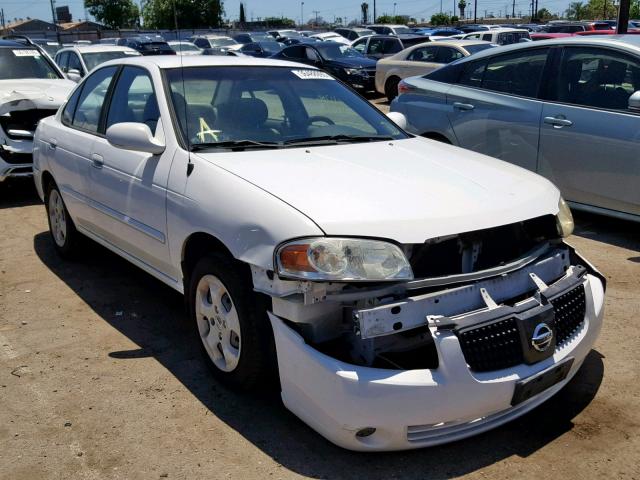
[66,69,82,83]
[386,111,407,130]
[628,91,640,112]
[106,122,165,155]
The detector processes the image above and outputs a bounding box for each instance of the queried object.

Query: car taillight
[397,80,414,95]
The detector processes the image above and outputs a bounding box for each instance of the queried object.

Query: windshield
[260,42,282,52]
[210,38,237,47]
[39,43,60,57]
[141,42,174,52]
[83,51,140,71]
[315,44,365,61]
[393,27,413,34]
[356,29,375,37]
[171,42,200,52]
[0,48,61,80]
[462,43,497,54]
[164,66,406,149]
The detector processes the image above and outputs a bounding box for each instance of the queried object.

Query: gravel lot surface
[1,111,639,479]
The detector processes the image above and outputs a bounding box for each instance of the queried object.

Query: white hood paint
[0,79,74,115]
[196,137,561,244]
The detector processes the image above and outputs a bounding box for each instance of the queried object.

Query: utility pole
[603,0,607,18]
[313,10,319,26]
[474,0,477,22]
[373,0,376,23]
[617,0,630,32]
[0,8,5,29]
[300,1,304,28]
[393,2,397,16]
[512,0,515,18]
[440,0,443,13]
[49,0,60,42]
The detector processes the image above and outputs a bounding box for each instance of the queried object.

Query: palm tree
[458,0,467,18]
[565,1,585,20]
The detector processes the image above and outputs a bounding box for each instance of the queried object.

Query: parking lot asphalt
[1,126,639,478]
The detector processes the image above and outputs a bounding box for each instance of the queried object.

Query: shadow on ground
[32,229,608,479]
[573,211,639,252]
[0,179,40,209]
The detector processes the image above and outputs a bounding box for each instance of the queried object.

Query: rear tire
[45,182,81,258]
[188,253,276,390]
[385,77,401,102]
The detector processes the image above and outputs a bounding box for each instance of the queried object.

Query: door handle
[47,139,57,151]
[91,153,104,169]
[544,116,573,128]
[453,102,475,111]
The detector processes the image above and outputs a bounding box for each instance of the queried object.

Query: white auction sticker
[291,69,334,80]
[13,49,40,57]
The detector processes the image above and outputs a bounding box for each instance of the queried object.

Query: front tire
[385,76,401,102]
[188,254,275,390]
[45,182,81,258]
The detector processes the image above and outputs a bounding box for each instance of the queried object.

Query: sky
[1,0,578,28]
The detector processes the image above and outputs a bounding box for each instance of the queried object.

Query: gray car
[391,35,640,221]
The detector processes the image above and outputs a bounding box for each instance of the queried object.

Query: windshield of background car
[260,41,283,52]
[393,27,413,34]
[164,66,406,148]
[0,47,61,80]
[357,29,375,37]
[40,44,60,57]
[141,42,174,53]
[315,44,365,60]
[171,42,200,51]
[83,50,140,70]
[463,43,498,54]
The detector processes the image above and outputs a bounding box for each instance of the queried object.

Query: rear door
[400,45,442,77]
[538,46,640,216]
[87,65,174,276]
[445,47,550,171]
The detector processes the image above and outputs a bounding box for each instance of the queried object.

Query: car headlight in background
[344,68,362,75]
[276,238,414,281]
[556,197,574,238]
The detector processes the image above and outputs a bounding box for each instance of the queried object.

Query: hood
[0,79,75,114]
[195,137,560,244]
[328,57,377,68]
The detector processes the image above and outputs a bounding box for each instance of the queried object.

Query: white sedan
[375,39,496,100]
[33,55,604,451]
[309,31,352,45]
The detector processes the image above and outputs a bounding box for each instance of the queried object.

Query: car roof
[431,39,493,47]
[0,39,27,47]
[99,54,317,70]
[447,34,640,64]
[57,45,138,53]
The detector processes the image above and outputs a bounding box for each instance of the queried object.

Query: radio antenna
[172,0,193,175]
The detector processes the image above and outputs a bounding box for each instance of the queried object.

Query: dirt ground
[1,163,639,479]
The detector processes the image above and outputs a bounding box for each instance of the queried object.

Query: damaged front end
[254,212,606,451]
[0,91,60,182]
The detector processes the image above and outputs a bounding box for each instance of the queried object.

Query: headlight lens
[344,68,362,75]
[277,238,413,281]
[556,197,574,238]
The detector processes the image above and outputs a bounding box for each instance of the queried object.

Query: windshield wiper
[190,139,282,151]
[282,134,395,146]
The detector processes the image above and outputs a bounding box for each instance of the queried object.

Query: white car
[167,40,203,56]
[375,40,496,100]
[54,45,141,82]
[0,39,74,182]
[33,55,605,451]
[459,28,531,45]
[309,32,351,45]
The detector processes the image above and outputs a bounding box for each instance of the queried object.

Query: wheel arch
[181,232,239,288]
[41,169,56,193]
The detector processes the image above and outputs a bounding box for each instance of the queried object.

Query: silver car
[391,35,640,221]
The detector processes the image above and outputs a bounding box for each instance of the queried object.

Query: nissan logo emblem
[531,323,553,352]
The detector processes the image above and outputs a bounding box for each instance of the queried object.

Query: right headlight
[556,197,574,238]
[276,237,413,282]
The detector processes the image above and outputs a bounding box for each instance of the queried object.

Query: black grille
[0,148,31,165]
[551,285,586,345]
[457,317,523,372]
[0,109,57,140]
[456,284,586,372]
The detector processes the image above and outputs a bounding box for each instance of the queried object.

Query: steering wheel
[307,115,335,126]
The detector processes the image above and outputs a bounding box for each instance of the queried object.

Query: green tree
[565,1,586,20]
[143,0,224,29]
[239,2,245,23]
[585,0,618,19]
[536,8,555,20]
[458,0,467,18]
[430,12,451,25]
[263,17,296,27]
[84,0,140,28]
[631,0,640,18]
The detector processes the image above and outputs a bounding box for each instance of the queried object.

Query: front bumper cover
[269,251,605,451]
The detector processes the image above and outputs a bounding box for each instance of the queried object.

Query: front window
[314,44,365,61]
[164,66,406,149]
[0,48,61,80]
[83,51,139,71]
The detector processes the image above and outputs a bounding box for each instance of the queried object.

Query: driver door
[86,66,176,278]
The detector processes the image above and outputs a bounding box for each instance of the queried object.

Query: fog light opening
[355,427,376,438]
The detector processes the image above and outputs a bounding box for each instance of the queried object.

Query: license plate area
[511,357,574,406]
